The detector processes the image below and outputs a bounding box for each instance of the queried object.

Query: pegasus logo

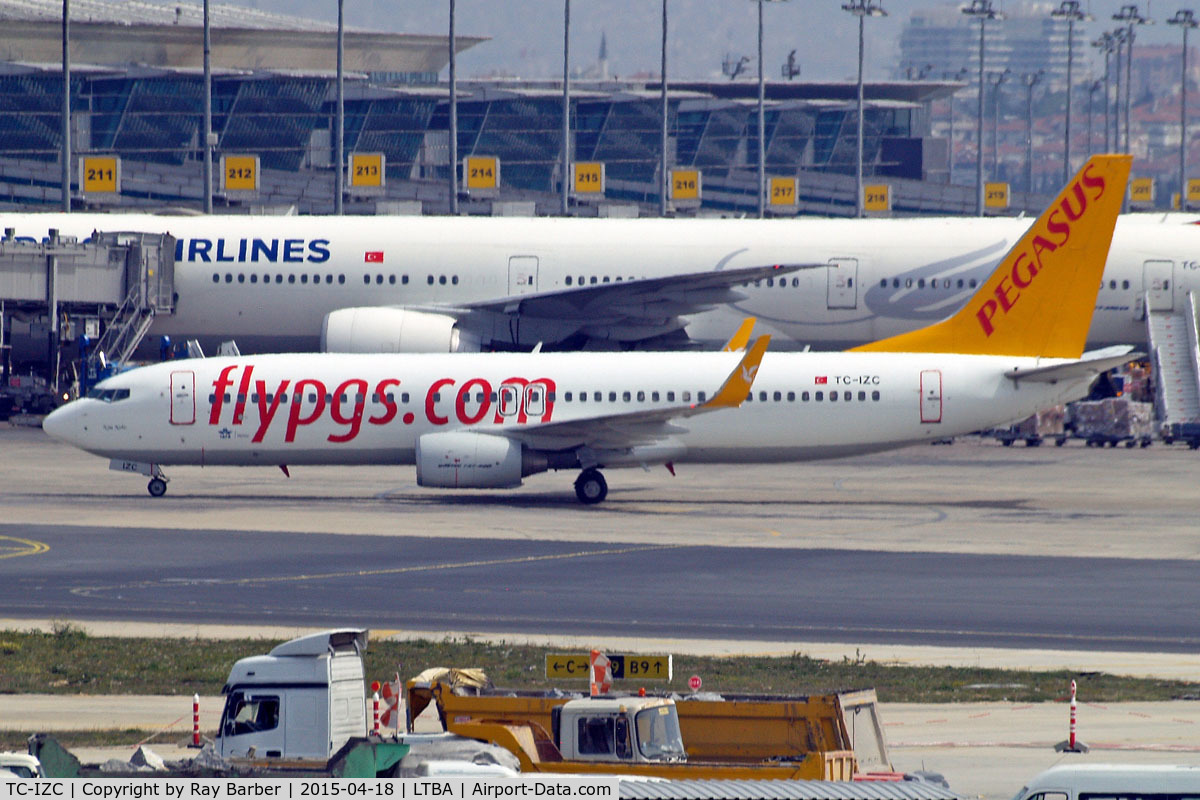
[974,163,1107,337]
[741,364,759,382]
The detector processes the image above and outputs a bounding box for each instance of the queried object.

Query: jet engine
[415,431,529,489]
[321,307,481,353]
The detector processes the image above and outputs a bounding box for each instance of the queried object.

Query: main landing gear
[574,468,608,505]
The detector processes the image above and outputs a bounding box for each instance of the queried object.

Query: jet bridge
[0,229,175,398]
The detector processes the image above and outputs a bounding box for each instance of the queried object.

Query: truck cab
[552,697,685,763]
[216,629,367,761]
[0,753,42,779]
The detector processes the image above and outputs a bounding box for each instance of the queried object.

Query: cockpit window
[86,387,130,403]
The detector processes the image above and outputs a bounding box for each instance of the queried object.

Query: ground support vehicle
[985,406,1067,447]
[1071,398,1154,447]
[1160,421,1200,449]
[1012,764,1200,800]
[406,669,890,780]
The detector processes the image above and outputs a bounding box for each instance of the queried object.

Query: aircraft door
[508,256,539,295]
[170,370,195,425]
[1142,260,1175,315]
[920,370,942,424]
[826,258,858,309]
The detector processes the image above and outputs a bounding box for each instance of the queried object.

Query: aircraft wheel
[147,478,167,497]
[574,469,608,505]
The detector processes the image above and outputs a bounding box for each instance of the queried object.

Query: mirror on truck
[614,717,632,759]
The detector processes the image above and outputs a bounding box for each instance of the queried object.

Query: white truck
[216,628,368,761]
[1012,764,1200,799]
[0,753,42,779]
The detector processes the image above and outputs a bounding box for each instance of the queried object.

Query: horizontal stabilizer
[1005,346,1142,383]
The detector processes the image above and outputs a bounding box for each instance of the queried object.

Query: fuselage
[5,213,1197,353]
[44,351,1094,471]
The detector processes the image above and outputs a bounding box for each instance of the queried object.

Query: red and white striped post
[1054,678,1090,752]
[1068,679,1078,750]
[372,691,380,734]
[192,694,201,747]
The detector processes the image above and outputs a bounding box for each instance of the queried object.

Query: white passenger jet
[4,201,1193,357]
[43,156,1138,504]
[42,155,1137,503]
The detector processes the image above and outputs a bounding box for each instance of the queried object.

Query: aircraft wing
[420,262,817,334]
[501,336,770,451]
[1005,346,1142,383]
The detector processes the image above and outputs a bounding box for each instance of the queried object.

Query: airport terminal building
[0,0,993,217]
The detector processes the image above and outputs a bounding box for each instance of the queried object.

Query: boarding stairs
[1147,290,1200,446]
[86,232,175,377]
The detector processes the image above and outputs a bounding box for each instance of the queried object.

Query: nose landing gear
[143,464,169,497]
[574,468,608,504]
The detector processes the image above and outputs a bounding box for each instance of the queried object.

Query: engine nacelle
[416,431,526,489]
[321,307,481,353]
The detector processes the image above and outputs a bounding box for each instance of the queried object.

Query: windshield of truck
[635,705,686,760]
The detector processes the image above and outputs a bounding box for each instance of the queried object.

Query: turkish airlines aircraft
[43,156,1138,504]
[2,209,1192,357]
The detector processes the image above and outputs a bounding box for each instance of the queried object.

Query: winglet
[722,318,757,352]
[850,154,1132,359]
[705,335,770,409]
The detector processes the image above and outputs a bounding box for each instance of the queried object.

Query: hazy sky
[219,1,1185,82]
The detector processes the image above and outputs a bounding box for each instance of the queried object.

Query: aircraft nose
[42,402,79,444]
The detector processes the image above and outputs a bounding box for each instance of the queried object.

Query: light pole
[944,68,968,185]
[1169,9,1197,209]
[561,0,570,216]
[335,0,343,215]
[1052,1,1088,184]
[748,0,787,217]
[752,0,790,218]
[448,0,458,215]
[1088,79,1102,154]
[203,0,211,213]
[1023,70,1044,194]
[61,0,69,212]
[963,0,1004,217]
[1111,27,1127,151]
[660,0,668,216]
[1113,5,1152,156]
[989,69,1010,180]
[1091,32,1114,151]
[842,0,886,218]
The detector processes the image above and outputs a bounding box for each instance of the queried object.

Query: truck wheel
[574,469,607,505]
[147,478,167,497]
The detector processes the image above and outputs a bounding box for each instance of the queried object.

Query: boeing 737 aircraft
[3,206,1194,357]
[43,156,1137,504]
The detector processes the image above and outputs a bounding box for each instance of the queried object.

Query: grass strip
[2,624,1196,704]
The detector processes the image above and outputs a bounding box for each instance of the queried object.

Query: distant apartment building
[898,3,1079,89]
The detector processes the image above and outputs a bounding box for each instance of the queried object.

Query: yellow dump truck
[406,669,890,781]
